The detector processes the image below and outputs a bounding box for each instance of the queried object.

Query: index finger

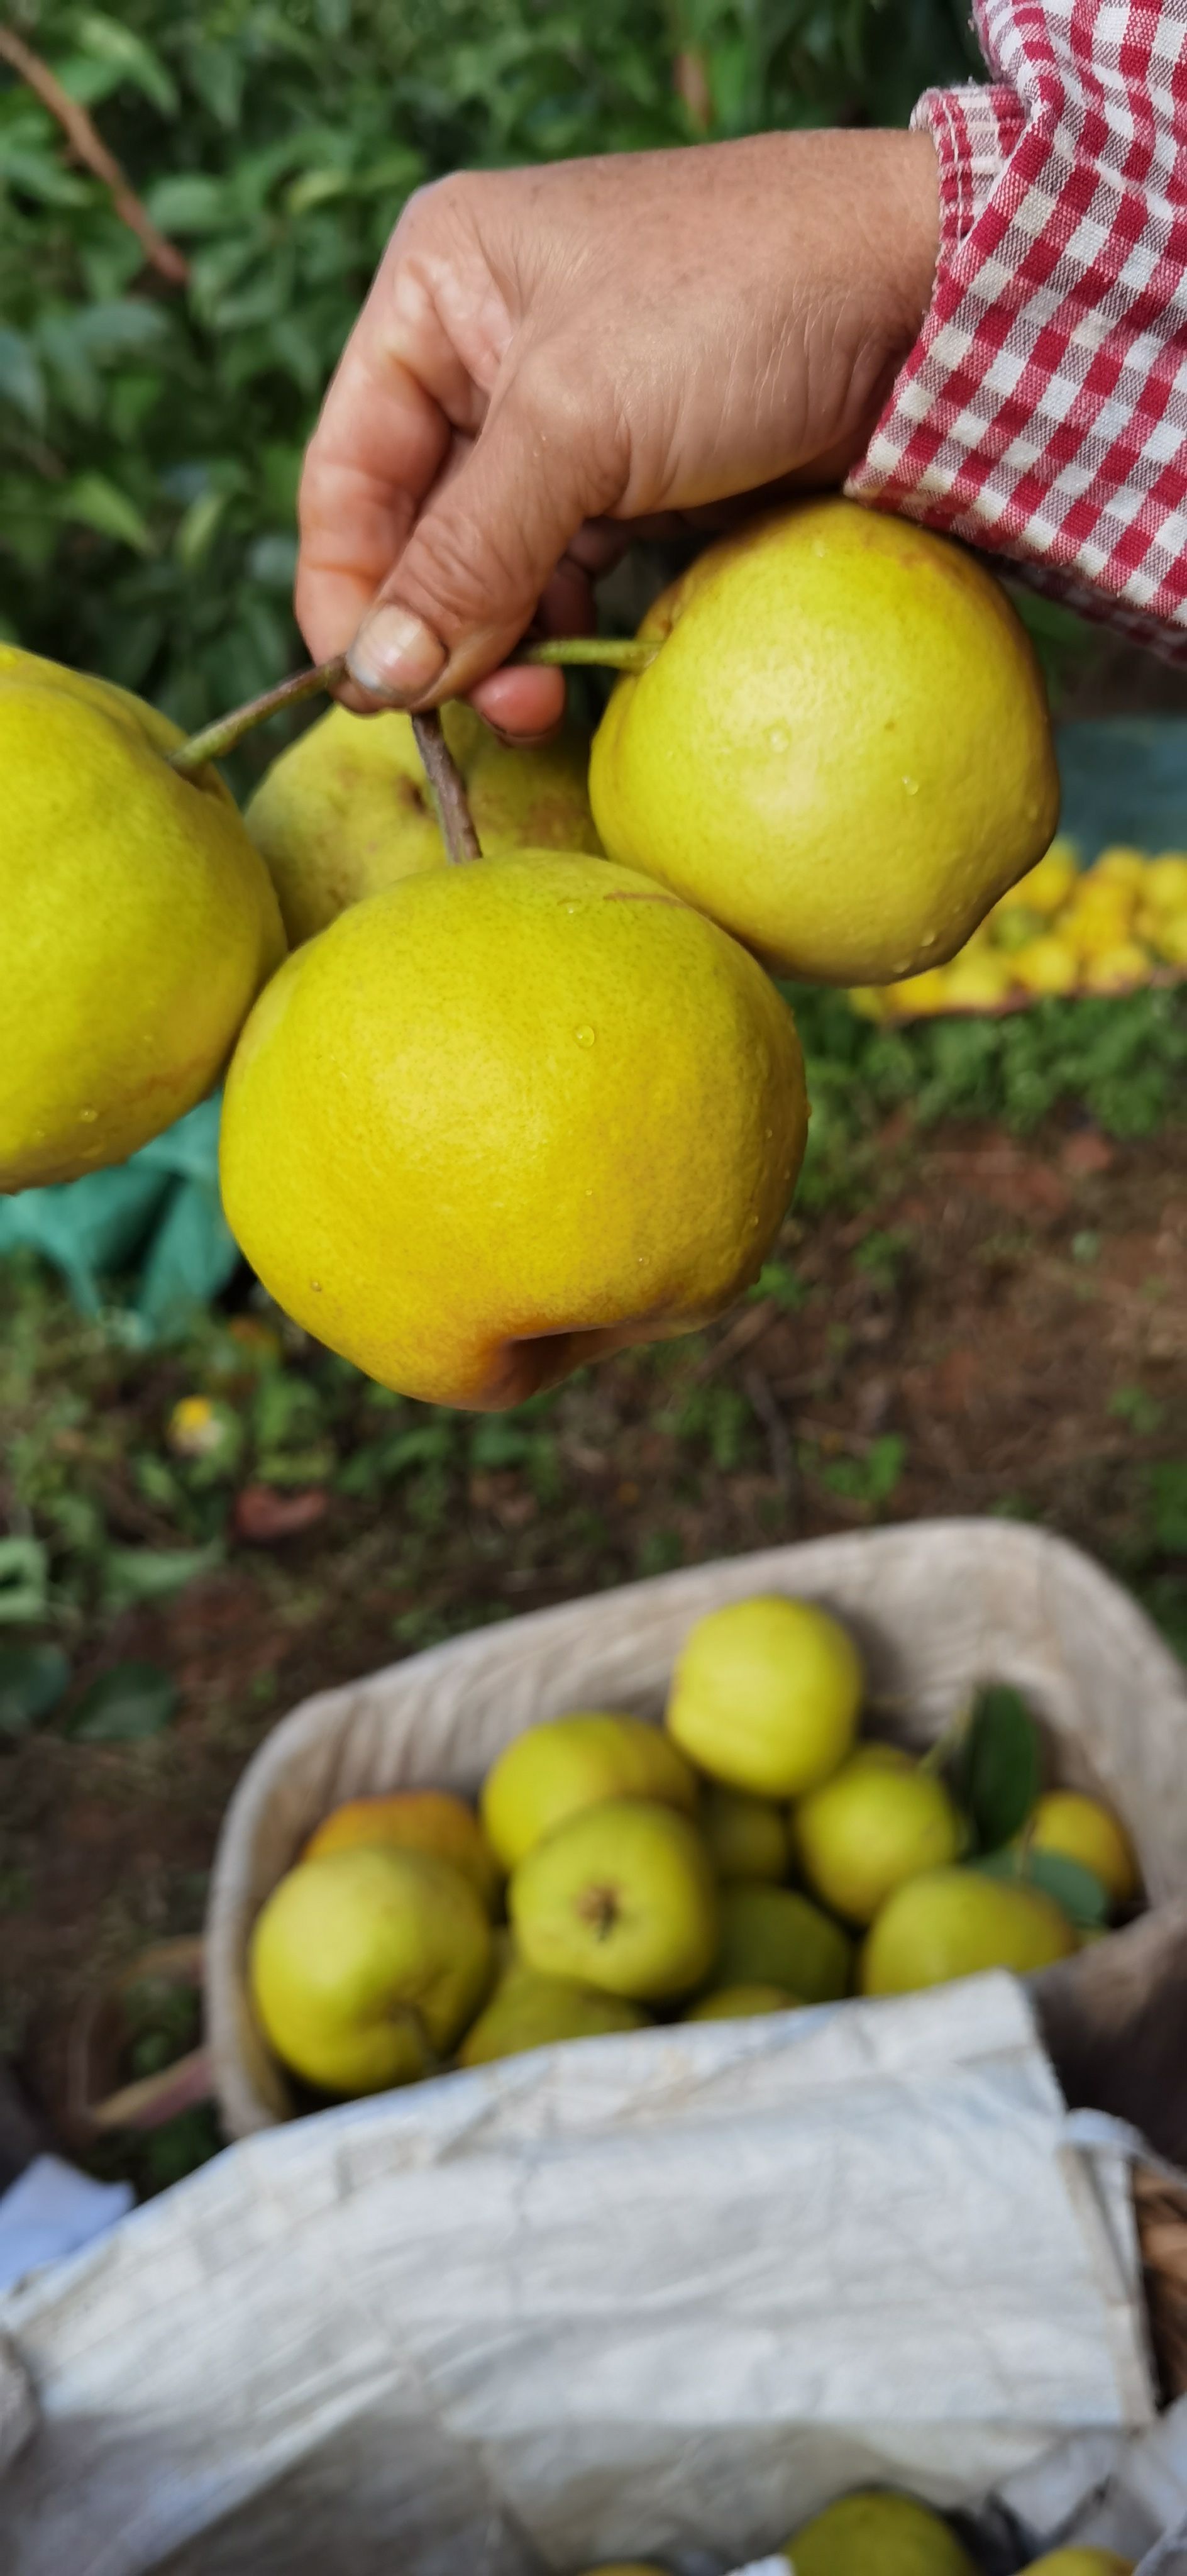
[294,238,487,670]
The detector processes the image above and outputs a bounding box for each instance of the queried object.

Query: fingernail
[346,605,446,704]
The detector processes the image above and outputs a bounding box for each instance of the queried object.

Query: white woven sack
[206,1518,1187,2140]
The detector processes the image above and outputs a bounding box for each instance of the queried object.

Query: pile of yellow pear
[578,2490,1130,2575]
[248,1592,1139,2102]
[854,840,1187,1023]
[4,499,1059,1411]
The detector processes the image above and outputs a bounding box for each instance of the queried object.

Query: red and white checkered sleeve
[846,0,1187,658]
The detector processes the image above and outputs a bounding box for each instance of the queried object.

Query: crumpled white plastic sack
[0,1973,1157,2575]
[0,2157,131,2301]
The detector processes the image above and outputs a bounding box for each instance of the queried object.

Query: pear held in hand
[590,498,1059,985]
[482,1713,697,1873]
[510,1799,719,2000]
[1,645,283,1191]
[221,853,807,1410]
[247,699,602,945]
[249,1845,492,2094]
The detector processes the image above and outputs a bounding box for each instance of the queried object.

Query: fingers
[468,664,567,739]
[295,227,486,670]
[345,347,627,707]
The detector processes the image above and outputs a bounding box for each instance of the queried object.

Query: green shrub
[1,0,976,751]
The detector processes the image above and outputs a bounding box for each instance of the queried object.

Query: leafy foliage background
[1,0,978,750]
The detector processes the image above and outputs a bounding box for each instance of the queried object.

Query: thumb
[346,357,622,707]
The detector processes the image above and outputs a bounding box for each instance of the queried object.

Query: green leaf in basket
[973,1844,1110,1929]
[954,1685,1042,1852]
[0,1643,71,1738]
[66,1662,177,1743]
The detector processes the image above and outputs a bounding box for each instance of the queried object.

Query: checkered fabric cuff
[845,0,1187,657]
[912,82,1025,247]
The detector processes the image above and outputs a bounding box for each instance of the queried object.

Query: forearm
[847,0,1187,657]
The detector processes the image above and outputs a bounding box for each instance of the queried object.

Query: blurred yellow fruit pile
[853,840,1187,1022]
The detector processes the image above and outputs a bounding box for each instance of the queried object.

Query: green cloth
[0,1095,237,1335]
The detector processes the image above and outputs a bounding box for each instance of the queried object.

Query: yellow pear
[712,1882,852,2004]
[666,1596,862,1797]
[1024,1792,1139,1907]
[220,853,807,1409]
[303,1789,502,1913]
[246,699,602,944]
[1020,2553,1133,2574]
[685,1980,799,2019]
[509,1799,719,2000]
[794,1752,963,1926]
[590,499,1058,985]
[1012,935,1079,997]
[1012,841,1081,915]
[1,644,283,1190]
[249,1845,492,2094]
[700,1780,790,1882]
[784,2489,977,2575]
[458,1965,650,2066]
[482,1714,698,1873]
[861,1866,1076,1996]
[939,947,1017,1010]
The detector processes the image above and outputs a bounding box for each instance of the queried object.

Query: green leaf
[285,167,350,216]
[58,472,153,555]
[974,1845,1110,1929]
[67,1662,177,1743]
[0,327,45,425]
[954,1684,1042,1850]
[0,1538,50,1627]
[0,142,91,208]
[75,14,179,116]
[174,489,228,568]
[143,174,229,235]
[0,1645,70,1739]
[102,1542,222,1613]
[1151,1462,1187,1555]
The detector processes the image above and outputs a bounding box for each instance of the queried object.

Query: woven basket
[207,1518,1187,2145]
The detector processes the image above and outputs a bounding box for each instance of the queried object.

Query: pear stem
[165,633,654,781]
[411,710,482,863]
[168,657,347,778]
[519,635,656,672]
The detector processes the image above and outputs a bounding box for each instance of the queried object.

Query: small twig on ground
[0,26,190,287]
[692,1297,779,1382]
[742,1363,795,1497]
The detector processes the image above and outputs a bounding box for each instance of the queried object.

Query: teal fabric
[1056,719,1187,859]
[0,1095,236,1334]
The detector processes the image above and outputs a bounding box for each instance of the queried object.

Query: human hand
[295,130,938,740]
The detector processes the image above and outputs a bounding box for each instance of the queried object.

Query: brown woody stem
[167,635,654,781]
[0,27,190,287]
[411,710,482,863]
[168,658,348,777]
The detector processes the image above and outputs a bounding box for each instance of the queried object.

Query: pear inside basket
[206,1521,1187,2152]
